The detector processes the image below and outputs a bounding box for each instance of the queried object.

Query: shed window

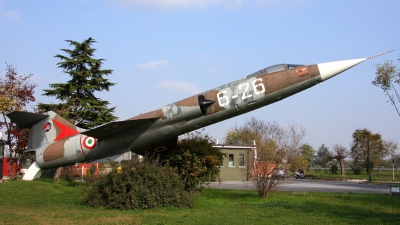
[229,154,234,167]
[239,154,244,167]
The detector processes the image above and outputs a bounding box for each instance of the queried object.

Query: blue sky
[1,0,399,153]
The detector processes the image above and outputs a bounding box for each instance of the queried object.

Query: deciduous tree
[224,117,305,198]
[299,143,315,171]
[350,129,390,174]
[384,140,398,158]
[331,144,349,176]
[372,59,400,117]
[0,64,36,150]
[0,63,37,178]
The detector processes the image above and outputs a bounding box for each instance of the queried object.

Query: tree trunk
[8,158,16,180]
[339,159,346,176]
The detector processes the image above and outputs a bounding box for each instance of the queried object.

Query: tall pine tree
[38,37,117,129]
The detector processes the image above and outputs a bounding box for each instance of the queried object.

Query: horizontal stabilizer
[81,117,160,139]
[7,111,49,128]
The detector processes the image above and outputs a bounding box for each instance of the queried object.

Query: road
[207,179,394,194]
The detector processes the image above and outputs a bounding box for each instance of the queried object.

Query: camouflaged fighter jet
[7,51,393,180]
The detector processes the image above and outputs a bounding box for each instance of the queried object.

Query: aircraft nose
[317,58,367,81]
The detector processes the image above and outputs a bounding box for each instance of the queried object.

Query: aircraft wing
[81,117,160,139]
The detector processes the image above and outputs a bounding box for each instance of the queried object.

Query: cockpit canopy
[247,64,304,78]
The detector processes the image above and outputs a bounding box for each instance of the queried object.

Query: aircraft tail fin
[6,111,82,150]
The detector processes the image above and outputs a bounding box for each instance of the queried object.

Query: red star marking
[52,119,79,141]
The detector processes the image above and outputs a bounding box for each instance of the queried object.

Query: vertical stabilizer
[6,111,83,150]
[7,111,84,180]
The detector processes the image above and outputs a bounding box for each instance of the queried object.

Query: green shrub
[331,163,338,174]
[351,158,364,175]
[79,156,196,209]
[61,166,74,182]
[163,132,224,191]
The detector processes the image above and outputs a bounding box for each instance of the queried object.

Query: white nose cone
[317,58,367,81]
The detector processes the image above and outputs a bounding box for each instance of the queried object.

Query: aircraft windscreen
[247,64,305,77]
[264,64,285,73]
[288,64,304,69]
[246,70,262,78]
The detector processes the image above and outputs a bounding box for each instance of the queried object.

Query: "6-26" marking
[217,78,265,106]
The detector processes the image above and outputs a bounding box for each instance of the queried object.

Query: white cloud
[154,80,201,95]
[110,0,242,10]
[108,0,307,10]
[4,10,19,20]
[135,59,170,70]
[255,0,305,7]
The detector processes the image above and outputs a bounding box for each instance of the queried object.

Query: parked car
[273,168,289,178]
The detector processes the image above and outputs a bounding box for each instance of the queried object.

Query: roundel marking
[43,122,52,132]
[83,136,97,150]
[102,124,121,131]
[152,145,168,153]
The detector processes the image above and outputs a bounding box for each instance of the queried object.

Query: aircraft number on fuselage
[239,83,252,100]
[217,78,265,107]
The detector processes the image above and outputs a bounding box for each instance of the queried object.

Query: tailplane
[7,111,83,150]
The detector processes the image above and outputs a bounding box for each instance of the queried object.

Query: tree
[0,63,37,178]
[0,63,37,150]
[38,37,117,129]
[299,143,315,171]
[163,131,224,191]
[331,144,349,176]
[384,140,398,158]
[315,144,331,169]
[350,129,390,174]
[224,117,305,198]
[372,59,400,117]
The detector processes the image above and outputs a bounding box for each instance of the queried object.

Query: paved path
[207,178,394,194]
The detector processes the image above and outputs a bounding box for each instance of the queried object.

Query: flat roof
[213,145,255,149]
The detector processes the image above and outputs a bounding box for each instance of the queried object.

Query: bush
[351,166,363,175]
[163,132,224,191]
[79,156,196,210]
[351,159,364,175]
[331,163,338,174]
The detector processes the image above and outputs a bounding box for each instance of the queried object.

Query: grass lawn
[0,179,399,224]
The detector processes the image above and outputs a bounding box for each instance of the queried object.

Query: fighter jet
[7,51,393,180]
